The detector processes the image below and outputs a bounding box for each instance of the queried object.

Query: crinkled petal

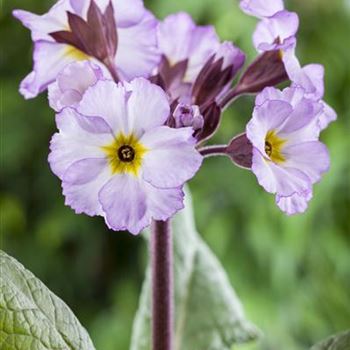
[48,60,104,112]
[240,0,284,18]
[99,174,148,234]
[126,78,170,136]
[99,174,184,234]
[20,41,80,99]
[49,108,113,179]
[116,11,160,80]
[78,80,128,134]
[140,126,202,189]
[253,11,299,52]
[276,191,312,215]
[252,148,311,196]
[247,100,293,154]
[145,184,185,222]
[318,101,337,130]
[278,98,322,134]
[63,165,111,216]
[63,158,108,185]
[283,141,330,183]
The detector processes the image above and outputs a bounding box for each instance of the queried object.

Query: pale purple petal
[145,184,185,221]
[48,60,105,112]
[140,126,202,188]
[276,191,312,215]
[99,174,149,234]
[253,11,299,52]
[283,141,330,183]
[63,158,108,185]
[62,165,111,216]
[240,0,284,18]
[215,41,246,73]
[157,12,220,82]
[78,80,128,134]
[126,78,170,136]
[13,0,71,41]
[247,100,293,154]
[19,41,78,99]
[116,11,160,80]
[70,0,145,26]
[49,108,113,179]
[318,101,337,130]
[277,98,322,134]
[252,149,312,196]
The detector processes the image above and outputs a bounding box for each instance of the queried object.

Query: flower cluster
[15,0,336,233]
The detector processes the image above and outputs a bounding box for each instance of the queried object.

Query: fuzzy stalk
[151,219,174,350]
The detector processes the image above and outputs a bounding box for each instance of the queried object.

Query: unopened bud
[173,104,204,131]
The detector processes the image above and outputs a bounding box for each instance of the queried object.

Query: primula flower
[13,0,159,99]
[246,86,330,215]
[48,78,202,234]
[48,60,105,112]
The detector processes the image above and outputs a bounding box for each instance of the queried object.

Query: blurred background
[1,0,349,349]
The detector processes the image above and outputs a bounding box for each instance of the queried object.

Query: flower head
[49,78,202,234]
[13,0,159,98]
[247,86,330,215]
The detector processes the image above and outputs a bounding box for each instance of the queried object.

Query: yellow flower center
[65,45,89,61]
[264,130,286,163]
[102,133,148,176]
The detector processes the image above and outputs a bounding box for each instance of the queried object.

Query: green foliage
[0,250,95,350]
[310,330,350,350]
[1,0,349,350]
[130,190,259,350]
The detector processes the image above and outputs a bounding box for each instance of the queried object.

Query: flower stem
[199,145,227,158]
[151,219,174,350]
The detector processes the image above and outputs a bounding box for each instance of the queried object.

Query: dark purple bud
[235,50,288,94]
[103,1,118,57]
[50,31,85,53]
[225,133,253,169]
[196,102,221,142]
[192,42,245,106]
[173,103,204,131]
[156,56,188,91]
[50,0,118,77]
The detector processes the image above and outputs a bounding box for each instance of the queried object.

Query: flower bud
[173,104,204,131]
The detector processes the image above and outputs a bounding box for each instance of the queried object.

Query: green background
[1,0,349,349]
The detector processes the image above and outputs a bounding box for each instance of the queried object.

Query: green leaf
[311,330,350,350]
[0,250,95,350]
[130,189,260,350]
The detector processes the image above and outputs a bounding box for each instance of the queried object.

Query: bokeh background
[1,0,349,349]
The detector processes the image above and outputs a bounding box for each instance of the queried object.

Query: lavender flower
[48,61,106,112]
[48,78,202,234]
[246,86,330,215]
[13,0,159,99]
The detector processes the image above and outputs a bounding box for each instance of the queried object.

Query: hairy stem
[199,145,227,158]
[151,219,174,350]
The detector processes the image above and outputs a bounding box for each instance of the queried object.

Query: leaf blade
[0,250,95,350]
